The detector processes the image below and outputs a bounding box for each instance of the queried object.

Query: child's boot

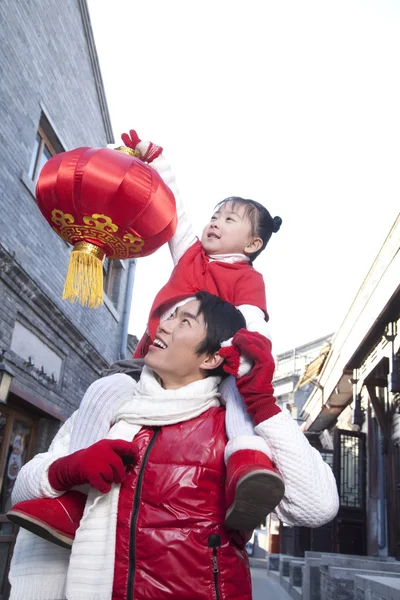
[7,489,86,549]
[224,446,284,531]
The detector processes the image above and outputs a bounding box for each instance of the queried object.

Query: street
[251,568,292,600]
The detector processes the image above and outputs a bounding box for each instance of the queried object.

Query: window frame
[28,125,58,184]
[103,258,124,310]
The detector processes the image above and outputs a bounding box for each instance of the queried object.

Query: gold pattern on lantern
[123,233,145,252]
[114,146,141,158]
[83,214,118,233]
[51,210,145,258]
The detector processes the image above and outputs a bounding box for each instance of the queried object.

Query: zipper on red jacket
[208,534,221,600]
[127,427,160,600]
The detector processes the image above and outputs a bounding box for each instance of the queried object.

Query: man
[9,292,339,600]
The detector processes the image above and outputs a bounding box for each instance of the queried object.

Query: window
[103,258,123,309]
[28,112,64,184]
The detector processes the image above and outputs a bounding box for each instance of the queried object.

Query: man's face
[144,299,219,389]
[201,201,256,256]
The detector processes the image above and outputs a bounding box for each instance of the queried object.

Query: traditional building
[264,216,399,600]
[0,1,134,594]
[273,334,334,420]
[297,213,400,558]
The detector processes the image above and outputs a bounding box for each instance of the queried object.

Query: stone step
[305,551,396,562]
[280,574,292,595]
[249,557,268,569]
[290,585,302,600]
[302,556,400,600]
[268,553,280,572]
[290,560,305,588]
[355,574,400,600]
[321,566,400,600]
[280,556,305,577]
[319,556,400,572]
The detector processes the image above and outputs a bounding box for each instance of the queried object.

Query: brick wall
[0,0,132,440]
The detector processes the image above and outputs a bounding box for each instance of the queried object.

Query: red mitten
[230,329,281,425]
[219,338,253,378]
[121,129,163,164]
[48,439,138,494]
[121,129,141,149]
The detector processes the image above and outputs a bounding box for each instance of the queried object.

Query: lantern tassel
[62,242,105,308]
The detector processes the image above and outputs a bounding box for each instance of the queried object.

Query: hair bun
[272,216,282,233]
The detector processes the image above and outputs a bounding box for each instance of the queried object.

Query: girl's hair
[215,196,282,261]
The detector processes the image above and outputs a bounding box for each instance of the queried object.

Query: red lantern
[36,145,176,308]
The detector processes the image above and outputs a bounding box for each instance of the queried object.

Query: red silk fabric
[36,147,177,258]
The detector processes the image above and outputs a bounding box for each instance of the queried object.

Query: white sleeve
[255,410,339,527]
[69,373,137,453]
[237,304,271,341]
[137,143,197,265]
[11,412,77,504]
[11,374,138,506]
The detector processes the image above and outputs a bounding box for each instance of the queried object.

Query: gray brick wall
[0,1,132,436]
[0,0,126,366]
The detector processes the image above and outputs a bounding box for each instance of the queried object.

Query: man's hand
[121,129,163,164]
[221,329,281,425]
[48,439,138,494]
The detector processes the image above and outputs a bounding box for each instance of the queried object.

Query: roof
[294,343,331,391]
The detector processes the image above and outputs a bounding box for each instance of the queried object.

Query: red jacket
[134,240,267,357]
[113,407,252,600]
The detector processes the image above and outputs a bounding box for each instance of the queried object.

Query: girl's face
[201,202,261,256]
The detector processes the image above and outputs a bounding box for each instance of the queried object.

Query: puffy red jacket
[113,406,252,600]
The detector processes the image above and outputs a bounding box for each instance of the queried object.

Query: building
[266,215,400,600]
[274,213,400,564]
[0,1,134,595]
[300,213,400,559]
[273,334,334,421]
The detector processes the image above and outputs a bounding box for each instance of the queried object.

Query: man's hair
[194,291,245,377]
[215,196,282,261]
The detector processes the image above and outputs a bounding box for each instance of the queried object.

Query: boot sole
[7,510,74,549]
[224,469,285,531]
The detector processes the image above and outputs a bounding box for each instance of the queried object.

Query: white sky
[87,0,400,353]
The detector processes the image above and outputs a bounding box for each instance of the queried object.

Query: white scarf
[208,252,250,264]
[66,368,221,599]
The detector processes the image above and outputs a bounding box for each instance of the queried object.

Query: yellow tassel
[62,242,105,308]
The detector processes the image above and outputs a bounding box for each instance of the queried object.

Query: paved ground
[251,568,292,600]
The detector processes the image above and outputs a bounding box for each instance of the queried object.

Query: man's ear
[200,352,225,372]
[244,237,263,255]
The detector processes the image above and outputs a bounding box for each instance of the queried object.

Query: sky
[87,0,400,353]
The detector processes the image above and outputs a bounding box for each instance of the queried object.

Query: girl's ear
[200,352,225,372]
[244,237,263,255]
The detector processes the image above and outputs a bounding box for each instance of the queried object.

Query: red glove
[219,339,252,378]
[48,439,138,494]
[121,129,163,164]
[121,129,141,149]
[221,329,281,425]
